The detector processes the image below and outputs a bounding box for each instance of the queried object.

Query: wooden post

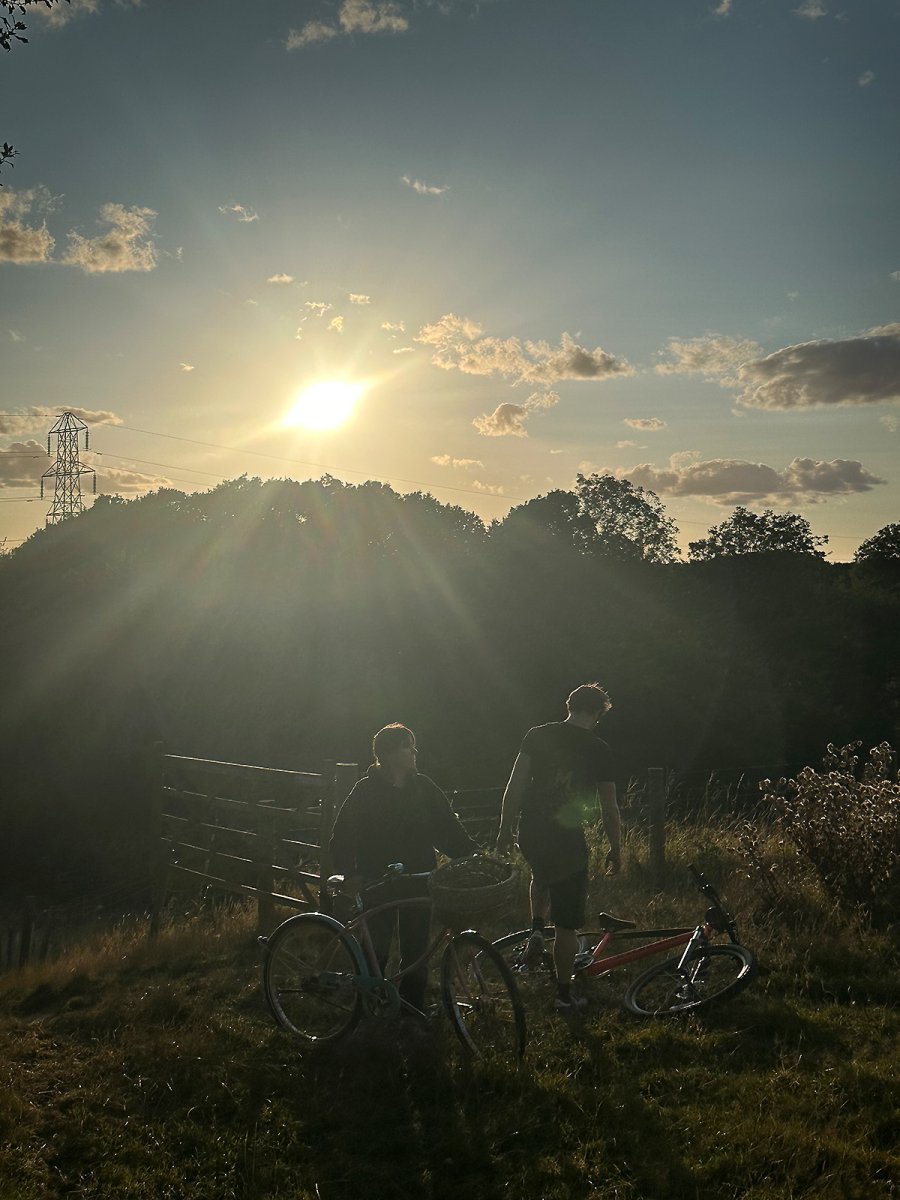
[648,767,666,881]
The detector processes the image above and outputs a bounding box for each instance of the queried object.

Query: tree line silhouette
[1,473,897,901]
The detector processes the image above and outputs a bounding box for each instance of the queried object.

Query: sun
[284,380,365,431]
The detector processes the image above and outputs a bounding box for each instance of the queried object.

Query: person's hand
[605,848,621,875]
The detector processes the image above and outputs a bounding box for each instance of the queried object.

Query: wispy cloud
[329,315,344,332]
[890,270,900,282]
[737,327,900,409]
[63,203,158,274]
[0,407,121,440]
[430,455,484,470]
[179,363,195,372]
[614,454,884,504]
[472,393,559,439]
[33,0,141,30]
[0,187,56,264]
[793,1,827,19]
[418,314,632,387]
[349,293,371,304]
[305,301,332,318]
[858,70,875,87]
[8,329,25,342]
[471,479,505,496]
[288,0,409,49]
[382,320,405,334]
[711,0,733,16]
[624,417,667,431]
[656,333,763,384]
[218,203,259,223]
[401,176,448,197]
[267,273,295,284]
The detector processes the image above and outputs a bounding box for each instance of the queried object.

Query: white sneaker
[522,931,545,971]
[554,992,589,1014]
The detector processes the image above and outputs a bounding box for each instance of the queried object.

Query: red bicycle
[493,865,757,1016]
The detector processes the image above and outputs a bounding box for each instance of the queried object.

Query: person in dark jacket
[329,722,477,1012]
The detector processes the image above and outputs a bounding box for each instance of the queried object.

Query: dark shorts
[518,813,588,885]
[541,868,588,930]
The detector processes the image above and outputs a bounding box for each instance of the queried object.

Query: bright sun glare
[284,380,364,431]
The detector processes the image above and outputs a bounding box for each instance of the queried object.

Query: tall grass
[1,817,898,1200]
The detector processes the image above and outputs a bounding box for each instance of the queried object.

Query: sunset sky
[1,0,898,557]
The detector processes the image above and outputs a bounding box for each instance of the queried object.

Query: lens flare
[284,380,364,431]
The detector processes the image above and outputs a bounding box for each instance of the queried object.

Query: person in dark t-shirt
[330,722,477,1012]
[496,683,621,1013]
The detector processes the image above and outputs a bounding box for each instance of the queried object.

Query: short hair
[372,723,415,764]
[566,683,612,716]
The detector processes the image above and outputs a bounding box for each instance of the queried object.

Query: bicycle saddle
[594,911,637,931]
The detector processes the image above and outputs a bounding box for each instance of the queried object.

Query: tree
[688,506,828,560]
[1,1,69,181]
[854,524,900,564]
[574,473,680,564]
[492,489,598,554]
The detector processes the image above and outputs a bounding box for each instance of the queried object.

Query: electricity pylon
[41,411,97,525]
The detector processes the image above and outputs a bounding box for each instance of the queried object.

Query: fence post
[256,805,276,935]
[149,744,169,939]
[647,767,666,881]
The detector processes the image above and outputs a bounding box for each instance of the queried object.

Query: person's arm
[329,790,360,877]
[495,751,530,855]
[423,778,479,858]
[598,781,621,873]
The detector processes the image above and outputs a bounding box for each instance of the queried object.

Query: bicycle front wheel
[262,913,365,1043]
[441,932,527,1061]
[624,943,757,1017]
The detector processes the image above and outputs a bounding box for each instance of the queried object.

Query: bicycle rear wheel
[262,913,365,1043]
[624,943,757,1017]
[492,928,600,979]
[441,932,527,1061]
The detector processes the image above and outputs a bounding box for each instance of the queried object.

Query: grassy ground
[1,822,898,1200]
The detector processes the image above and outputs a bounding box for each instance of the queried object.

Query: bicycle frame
[342,893,454,1012]
[575,919,711,979]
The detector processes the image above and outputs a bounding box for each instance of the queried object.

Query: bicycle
[492,864,757,1016]
[259,862,527,1060]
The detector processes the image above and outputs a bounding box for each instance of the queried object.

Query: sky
[1,0,899,559]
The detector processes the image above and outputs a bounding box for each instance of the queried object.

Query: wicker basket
[428,855,517,926]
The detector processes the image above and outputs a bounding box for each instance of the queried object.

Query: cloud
[879,414,898,434]
[305,301,332,317]
[96,464,169,495]
[0,187,56,264]
[63,203,158,273]
[430,455,484,470]
[0,406,121,437]
[711,0,733,15]
[179,363,195,372]
[0,441,48,489]
[616,440,640,449]
[890,271,900,282]
[8,329,25,342]
[382,320,405,334]
[858,70,875,87]
[287,0,408,49]
[218,203,259,223]
[393,346,414,354]
[471,479,505,496]
[624,417,667,431]
[614,454,885,504]
[349,293,371,304]
[402,176,448,196]
[418,314,632,387]
[472,391,559,438]
[793,1,827,17]
[472,403,529,438]
[33,0,141,30]
[329,315,344,332]
[267,273,295,284]
[656,333,763,383]
[737,328,900,409]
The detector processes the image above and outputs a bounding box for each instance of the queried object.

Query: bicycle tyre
[624,943,757,1017]
[441,932,527,1061]
[262,912,366,1043]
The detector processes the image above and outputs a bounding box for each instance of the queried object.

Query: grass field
[1,822,898,1200]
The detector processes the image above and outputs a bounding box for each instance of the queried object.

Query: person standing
[329,722,477,1013]
[496,683,621,1013]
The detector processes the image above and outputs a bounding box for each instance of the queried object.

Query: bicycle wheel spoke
[624,944,757,1017]
[441,933,526,1061]
[263,914,364,1042]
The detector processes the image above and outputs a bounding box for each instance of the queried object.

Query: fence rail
[153,752,359,933]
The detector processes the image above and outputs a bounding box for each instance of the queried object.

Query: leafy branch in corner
[1,1,69,181]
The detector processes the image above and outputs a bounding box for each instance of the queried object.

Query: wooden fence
[154,753,359,933]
